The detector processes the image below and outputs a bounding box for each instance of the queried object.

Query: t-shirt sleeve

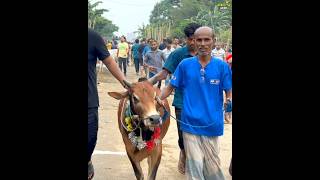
[95,34,110,61]
[144,53,150,65]
[221,62,232,91]
[170,62,184,89]
[163,51,179,74]
[161,51,166,62]
[142,47,147,56]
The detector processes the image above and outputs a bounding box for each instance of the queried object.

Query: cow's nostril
[149,115,160,124]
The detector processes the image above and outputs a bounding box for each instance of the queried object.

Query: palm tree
[88,1,108,29]
[137,24,146,38]
[187,5,231,42]
[190,6,231,31]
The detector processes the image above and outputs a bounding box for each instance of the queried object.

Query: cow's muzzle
[149,115,161,124]
[143,114,161,127]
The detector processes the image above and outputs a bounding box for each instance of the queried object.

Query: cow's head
[108,79,162,129]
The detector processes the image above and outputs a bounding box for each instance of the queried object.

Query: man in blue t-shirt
[88,28,127,179]
[131,39,140,75]
[148,23,201,174]
[160,26,232,180]
[142,38,152,77]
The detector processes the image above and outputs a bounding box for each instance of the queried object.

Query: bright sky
[99,0,162,37]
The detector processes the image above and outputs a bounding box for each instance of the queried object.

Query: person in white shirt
[162,38,175,86]
[162,38,175,60]
[173,37,182,49]
[211,42,226,61]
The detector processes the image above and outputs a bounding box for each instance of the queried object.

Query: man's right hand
[149,66,156,71]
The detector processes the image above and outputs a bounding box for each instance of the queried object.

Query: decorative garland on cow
[124,101,165,151]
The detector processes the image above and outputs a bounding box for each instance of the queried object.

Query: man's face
[166,42,171,49]
[216,44,221,49]
[174,38,179,44]
[195,31,214,57]
[151,41,158,51]
[186,35,196,50]
[148,40,154,45]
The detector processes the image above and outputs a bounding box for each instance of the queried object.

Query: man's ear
[107,91,128,100]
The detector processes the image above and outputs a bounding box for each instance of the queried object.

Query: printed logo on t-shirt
[171,75,176,80]
[210,79,220,85]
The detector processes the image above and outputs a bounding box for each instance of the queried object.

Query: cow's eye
[133,95,139,103]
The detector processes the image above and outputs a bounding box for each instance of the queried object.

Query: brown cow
[108,80,170,180]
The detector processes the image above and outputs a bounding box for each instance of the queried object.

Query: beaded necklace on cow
[121,90,167,151]
[121,90,169,132]
[120,96,141,132]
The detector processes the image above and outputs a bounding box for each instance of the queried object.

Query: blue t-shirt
[163,46,194,108]
[131,43,140,59]
[170,56,232,136]
[142,45,151,57]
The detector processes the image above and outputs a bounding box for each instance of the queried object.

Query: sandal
[88,161,94,180]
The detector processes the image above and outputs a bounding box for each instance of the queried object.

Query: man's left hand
[224,98,232,112]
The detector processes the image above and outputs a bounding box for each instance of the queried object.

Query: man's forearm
[103,56,126,87]
[225,89,232,100]
[160,84,174,100]
[148,69,169,85]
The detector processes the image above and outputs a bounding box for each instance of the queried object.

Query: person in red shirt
[225,49,232,69]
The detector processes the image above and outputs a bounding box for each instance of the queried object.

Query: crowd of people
[104,34,232,79]
[89,23,232,179]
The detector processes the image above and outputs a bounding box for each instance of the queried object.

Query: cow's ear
[108,91,128,100]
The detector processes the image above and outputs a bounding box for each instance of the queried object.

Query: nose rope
[155,96,217,128]
[122,98,161,132]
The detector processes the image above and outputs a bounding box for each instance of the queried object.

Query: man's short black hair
[147,38,154,43]
[184,23,201,38]
[138,77,148,82]
[135,39,139,43]
[166,38,172,44]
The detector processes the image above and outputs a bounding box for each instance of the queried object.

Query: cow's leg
[147,145,162,180]
[128,155,144,180]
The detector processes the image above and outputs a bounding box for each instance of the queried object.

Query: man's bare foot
[178,150,186,175]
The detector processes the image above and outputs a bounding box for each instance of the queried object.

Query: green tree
[136,24,147,39]
[149,0,174,24]
[88,0,107,29]
[94,17,119,39]
[88,0,118,39]
[146,0,232,43]
[189,6,231,33]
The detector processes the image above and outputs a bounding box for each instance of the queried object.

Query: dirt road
[92,63,232,180]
